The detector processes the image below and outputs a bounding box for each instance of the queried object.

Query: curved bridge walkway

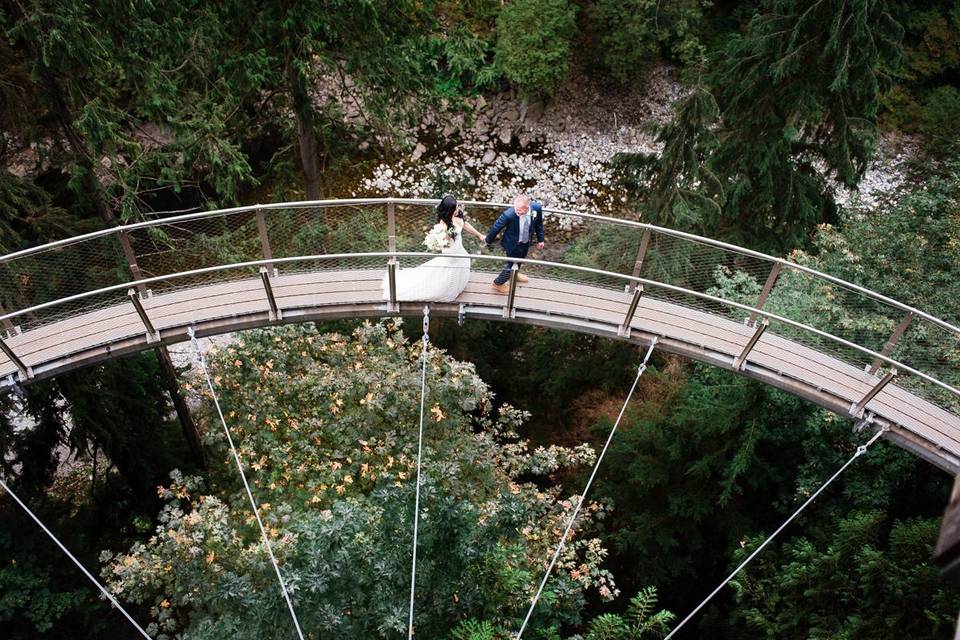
[0,199,958,472]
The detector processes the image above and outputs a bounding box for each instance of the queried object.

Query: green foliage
[881,1,960,147]
[922,85,960,155]
[591,0,710,85]
[0,172,86,253]
[0,352,193,503]
[103,323,619,638]
[451,618,497,640]
[612,84,722,231]
[494,0,578,100]
[708,163,960,408]
[0,531,87,636]
[620,0,904,252]
[592,365,814,599]
[426,319,639,438]
[582,587,674,639]
[428,18,502,96]
[730,511,958,639]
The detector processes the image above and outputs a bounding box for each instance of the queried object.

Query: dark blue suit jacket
[484,202,544,253]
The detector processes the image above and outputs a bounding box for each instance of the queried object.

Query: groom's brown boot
[491,282,509,294]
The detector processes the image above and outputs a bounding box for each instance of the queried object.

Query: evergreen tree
[618,0,903,251]
[730,512,958,639]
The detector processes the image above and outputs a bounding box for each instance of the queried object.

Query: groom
[485,194,545,293]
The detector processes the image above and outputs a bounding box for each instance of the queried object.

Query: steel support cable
[408,305,430,640]
[663,426,888,640]
[187,327,305,640]
[515,337,659,640]
[0,476,152,639]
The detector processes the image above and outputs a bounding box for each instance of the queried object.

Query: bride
[384,195,486,302]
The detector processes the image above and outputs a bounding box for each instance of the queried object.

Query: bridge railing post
[618,285,644,337]
[851,368,897,418]
[627,229,652,294]
[747,263,781,327]
[256,208,275,275]
[128,288,159,343]
[503,263,519,319]
[116,230,147,298]
[260,267,281,321]
[867,311,914,375]
[734,317,769,370]
[386,258,399,313]
[387,201,397,253]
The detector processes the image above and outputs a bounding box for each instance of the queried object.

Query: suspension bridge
[0,197,958,637]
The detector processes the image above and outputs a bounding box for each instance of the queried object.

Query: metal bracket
[260,267,282,321]
[733,317,769,370]
[618,285,644,337]
[128,288,159,343]
[503,264,519,319]
[851,368,897,419]
[422,304,430,341]
[457,303,466,326]
[852,412,876,434]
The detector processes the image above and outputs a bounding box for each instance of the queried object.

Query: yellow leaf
[430,404,445,422]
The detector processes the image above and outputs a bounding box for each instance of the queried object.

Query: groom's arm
[532,202,545,243]
[485,210,512,245]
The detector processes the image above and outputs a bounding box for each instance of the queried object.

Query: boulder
[525,101,545,124]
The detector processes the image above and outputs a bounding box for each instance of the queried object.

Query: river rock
[482,149,497,164]
[525,101,545,125]
[411,142,427,161]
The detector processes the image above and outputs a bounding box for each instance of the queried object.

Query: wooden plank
[21,320,146,366]
[742,337,960,451]
[4,267,959,464]
[6,302,135,349]
[752,330,953,430]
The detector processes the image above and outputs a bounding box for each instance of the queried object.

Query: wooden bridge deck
[2,268,957,472]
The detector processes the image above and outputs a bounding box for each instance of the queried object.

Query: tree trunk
[286,54,323,201]
[296,110,322,201]
[155,345,206,470]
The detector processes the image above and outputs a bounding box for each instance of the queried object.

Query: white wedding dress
[383,221,471,302]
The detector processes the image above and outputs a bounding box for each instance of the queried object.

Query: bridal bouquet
[423,223,456,252]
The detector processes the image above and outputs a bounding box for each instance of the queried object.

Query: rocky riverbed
[349,62,920,219]
[355,64,682,212]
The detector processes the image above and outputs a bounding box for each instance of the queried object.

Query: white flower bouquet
[423,223,455,252]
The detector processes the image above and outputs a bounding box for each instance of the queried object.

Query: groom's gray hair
[513,194,531,207]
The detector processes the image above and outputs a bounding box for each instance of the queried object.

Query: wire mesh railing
[0,198,957,417]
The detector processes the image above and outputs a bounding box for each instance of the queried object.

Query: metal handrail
[1,250,957,402]
[1,198,955,337]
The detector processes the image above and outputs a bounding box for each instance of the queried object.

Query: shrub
[494,0,578,100]
[922,85,960,155]
[592,0,709,85]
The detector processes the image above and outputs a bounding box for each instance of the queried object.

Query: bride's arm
[462,220,485,242]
